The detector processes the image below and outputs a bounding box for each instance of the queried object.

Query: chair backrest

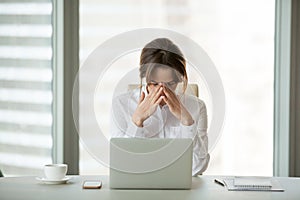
[128,83,199,97]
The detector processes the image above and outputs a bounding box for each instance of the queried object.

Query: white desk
[0,175,299,200]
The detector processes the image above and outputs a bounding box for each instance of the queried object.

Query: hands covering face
[132,83,194,127]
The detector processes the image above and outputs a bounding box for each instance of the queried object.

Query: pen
[214,178,225,187]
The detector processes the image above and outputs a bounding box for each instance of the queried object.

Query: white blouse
[110,87,210,176]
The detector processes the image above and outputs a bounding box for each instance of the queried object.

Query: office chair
[0,169,3,177]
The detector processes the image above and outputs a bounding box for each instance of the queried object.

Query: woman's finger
[163,86,177,102]
[164,95,173,108]
[148,84,162,98]
[151,86,164,104]
[154,95,164,105]
[138,91,145,104]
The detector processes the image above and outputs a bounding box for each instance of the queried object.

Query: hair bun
[159,50,168,64]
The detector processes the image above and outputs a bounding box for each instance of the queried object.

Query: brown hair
[139,38,188,92]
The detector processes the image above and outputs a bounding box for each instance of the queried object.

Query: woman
[110,38,209,176]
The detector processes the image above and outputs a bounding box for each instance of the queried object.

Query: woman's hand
[132,85,164,127]
[163,86,194,126]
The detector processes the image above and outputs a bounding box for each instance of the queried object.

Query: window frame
[273,0,292,177]
[52,0,79,175]
[52,0,299,176]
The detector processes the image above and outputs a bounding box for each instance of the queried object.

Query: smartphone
[82,180,102,189]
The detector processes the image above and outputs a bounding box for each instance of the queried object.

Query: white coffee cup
[44,164,68,180]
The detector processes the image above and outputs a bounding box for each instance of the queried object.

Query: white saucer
[36,177,70,184]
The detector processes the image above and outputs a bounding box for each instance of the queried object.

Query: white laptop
[109,138,193,189]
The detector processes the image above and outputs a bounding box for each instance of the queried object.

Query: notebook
[234,176,272,188]
[223,177,284,192]
[109,138,193,189]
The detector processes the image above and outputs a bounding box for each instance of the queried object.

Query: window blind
[0,0,53,176]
